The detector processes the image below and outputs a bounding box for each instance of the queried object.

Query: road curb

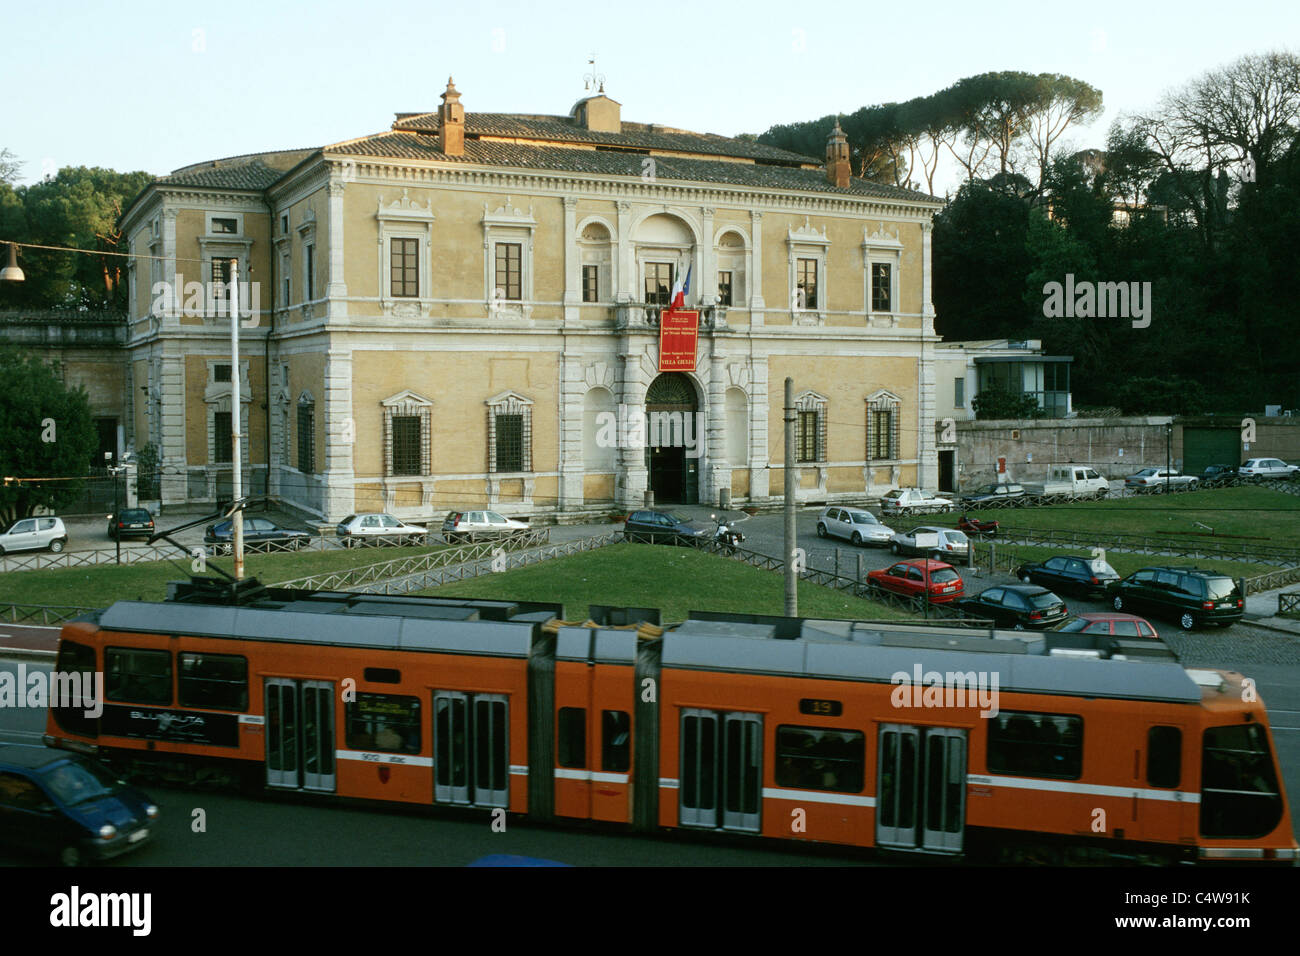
[1241,618,1300,639]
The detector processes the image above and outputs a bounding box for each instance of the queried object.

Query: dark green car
[1110,566,1244,631]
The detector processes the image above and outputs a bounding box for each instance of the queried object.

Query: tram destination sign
[658,309,699,372]
[102,704,240,747]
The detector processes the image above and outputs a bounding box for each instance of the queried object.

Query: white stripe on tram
[336,750,433,767]
[967,774,1201,804]
[554,769,631,783]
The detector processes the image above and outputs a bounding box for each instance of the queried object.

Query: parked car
[890,526,969,561]
[206,517,313,552]
[335,513,429,547]
[0,744,157,866]
[622,510,710,545]
[816,507,893,546]
[879,488,954,517]
[0,516,68,555]
[1124,467,1198,494]
[953,584,1069,630]
[107,508,155,541]
[1021,466,1109,499]
[1197,464,1241,488]
[441,510,530,544]
[866,558,964,604]
[1014,554,1120,598]
[1239,458,1299,481]
[1056,612,1160,640]
[1110,566,1244,630]
[960,482,1025,506]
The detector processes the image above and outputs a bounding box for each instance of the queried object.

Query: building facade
[119,80,946,523]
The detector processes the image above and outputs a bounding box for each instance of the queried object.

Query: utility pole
[784,377,798,617]
[1166,422,1172,496]
[229,259,245,581]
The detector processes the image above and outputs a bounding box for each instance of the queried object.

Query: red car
[866,559,964,604]
[1057,612,1160,640]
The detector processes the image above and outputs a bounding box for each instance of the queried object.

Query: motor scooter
[711,513,745,554]
[957,513,999,538]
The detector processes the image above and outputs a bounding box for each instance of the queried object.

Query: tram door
[265,679,336,792]
[433,691,509,808]
[679,709,762,832]
[876,725,966,853]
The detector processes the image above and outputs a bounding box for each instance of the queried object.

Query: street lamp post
[229,259,244,581]
[1166,422,1172,495]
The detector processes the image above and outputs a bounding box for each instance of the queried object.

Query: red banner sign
[658,309,699,372]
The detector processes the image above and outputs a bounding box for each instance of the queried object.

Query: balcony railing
[612,302,729,331]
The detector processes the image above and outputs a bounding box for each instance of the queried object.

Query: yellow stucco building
[120,80,944,523]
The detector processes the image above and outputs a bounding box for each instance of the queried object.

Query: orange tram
[44,577,1298,865]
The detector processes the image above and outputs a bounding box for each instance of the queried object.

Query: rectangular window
[305,245,315,301]
[495,413,523,473]
[602,710,631,772]
[214,412,232,464]
[345,693,421,754]
[390,237,418,298]
[1147,726,1182,789]
[582,264,599,303]
[954,378,965,408]
[872,262,892,312]
[178,653,248,711]
[557,707,586,769]
[644,262,673,305]
[214,364,231,383]
[775,726,865,793]
[105,647,172,706]
[869,409,893,460]
[212,217,237,234]
[717,271,733,307]
[1200,724,1283,838]
[297,404,315,473]
[797,410,818,463]
[211,257,232,286]
[283,275,291,307]
[391,415,421,477]
[280,214,289,235]
[495,242,522,301]
[797,258,817,309]
[987,711,1083,780]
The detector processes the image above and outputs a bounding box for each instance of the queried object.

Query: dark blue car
[0,745,158,866]
[204,516,312,552]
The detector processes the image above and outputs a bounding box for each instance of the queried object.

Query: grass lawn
[0,541,455,609]
[972,543,1275,582]
[419,542,910,623]
[925,486,1300,545]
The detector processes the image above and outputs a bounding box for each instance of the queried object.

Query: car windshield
[665,513,689,524]
[1134,468,1157,477]
[848,511,877,524]
[41,760,120,806]
[1028,593,1063,608]
[931,568,960,584]
[945,530,968,543]
[1205,578,1240,601]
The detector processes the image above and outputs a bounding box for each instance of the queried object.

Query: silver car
[335,513,428,546]
[1239,458,1299,481]
[815,507,893,546]
[0,516,68,554]
[441,510,530,544]
[890,525,969,560]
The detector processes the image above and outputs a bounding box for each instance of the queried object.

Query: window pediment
[378,189,436,223]
[381,389,434,409]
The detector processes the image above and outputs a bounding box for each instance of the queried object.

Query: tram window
[1146,726,1181,789]
[345,693,421,754]
[602,710,631,772]
[52,640,98,737]
[105,647,172,706]
[1200,724,1283,839]
[558,707,586,769]
[774,725,865,794]
[178,653,248,711]
[987,711,1082,780]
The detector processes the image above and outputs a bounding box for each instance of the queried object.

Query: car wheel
[1188,480,1198,491]
[60,844,82,867]
[852,532,863,546]
[49,540,65,553]
[890,542,900,555]
[223,543,234,556]
[1020,573,1032,584]
[1113,595,1125,611]
[1013,623,1025,631]
[1180,612,1196,631]
[817,523,827,538]
[0,546,6,556]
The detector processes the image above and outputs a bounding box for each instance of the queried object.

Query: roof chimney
[826,119,850,188]
[439,77,464,156]
[574,93,621,134]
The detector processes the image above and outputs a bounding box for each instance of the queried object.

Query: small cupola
[826,119,850,188]
[571,91,621,134]
[439,76,465,156]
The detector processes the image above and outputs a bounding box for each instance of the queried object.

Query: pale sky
[4,0,1297,194]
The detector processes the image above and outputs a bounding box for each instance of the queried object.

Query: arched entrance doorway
[645,372,700,505]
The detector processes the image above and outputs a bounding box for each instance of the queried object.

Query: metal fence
[0,604,96,626]
[979,526,1300,565]
[954,476,1299,512]
[1280,592,1300,616]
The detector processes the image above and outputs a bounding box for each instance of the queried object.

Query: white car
[890,526,969,560]
[335,513,428,546]
[1239,458,1299,481]
[0,516,68,554]
[441,510,530,543]
[815,507,893,546]
[879,488,954,517]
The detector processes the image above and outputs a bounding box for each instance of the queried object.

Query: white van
[0,516,69,554]
[1021,467,1110,499]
